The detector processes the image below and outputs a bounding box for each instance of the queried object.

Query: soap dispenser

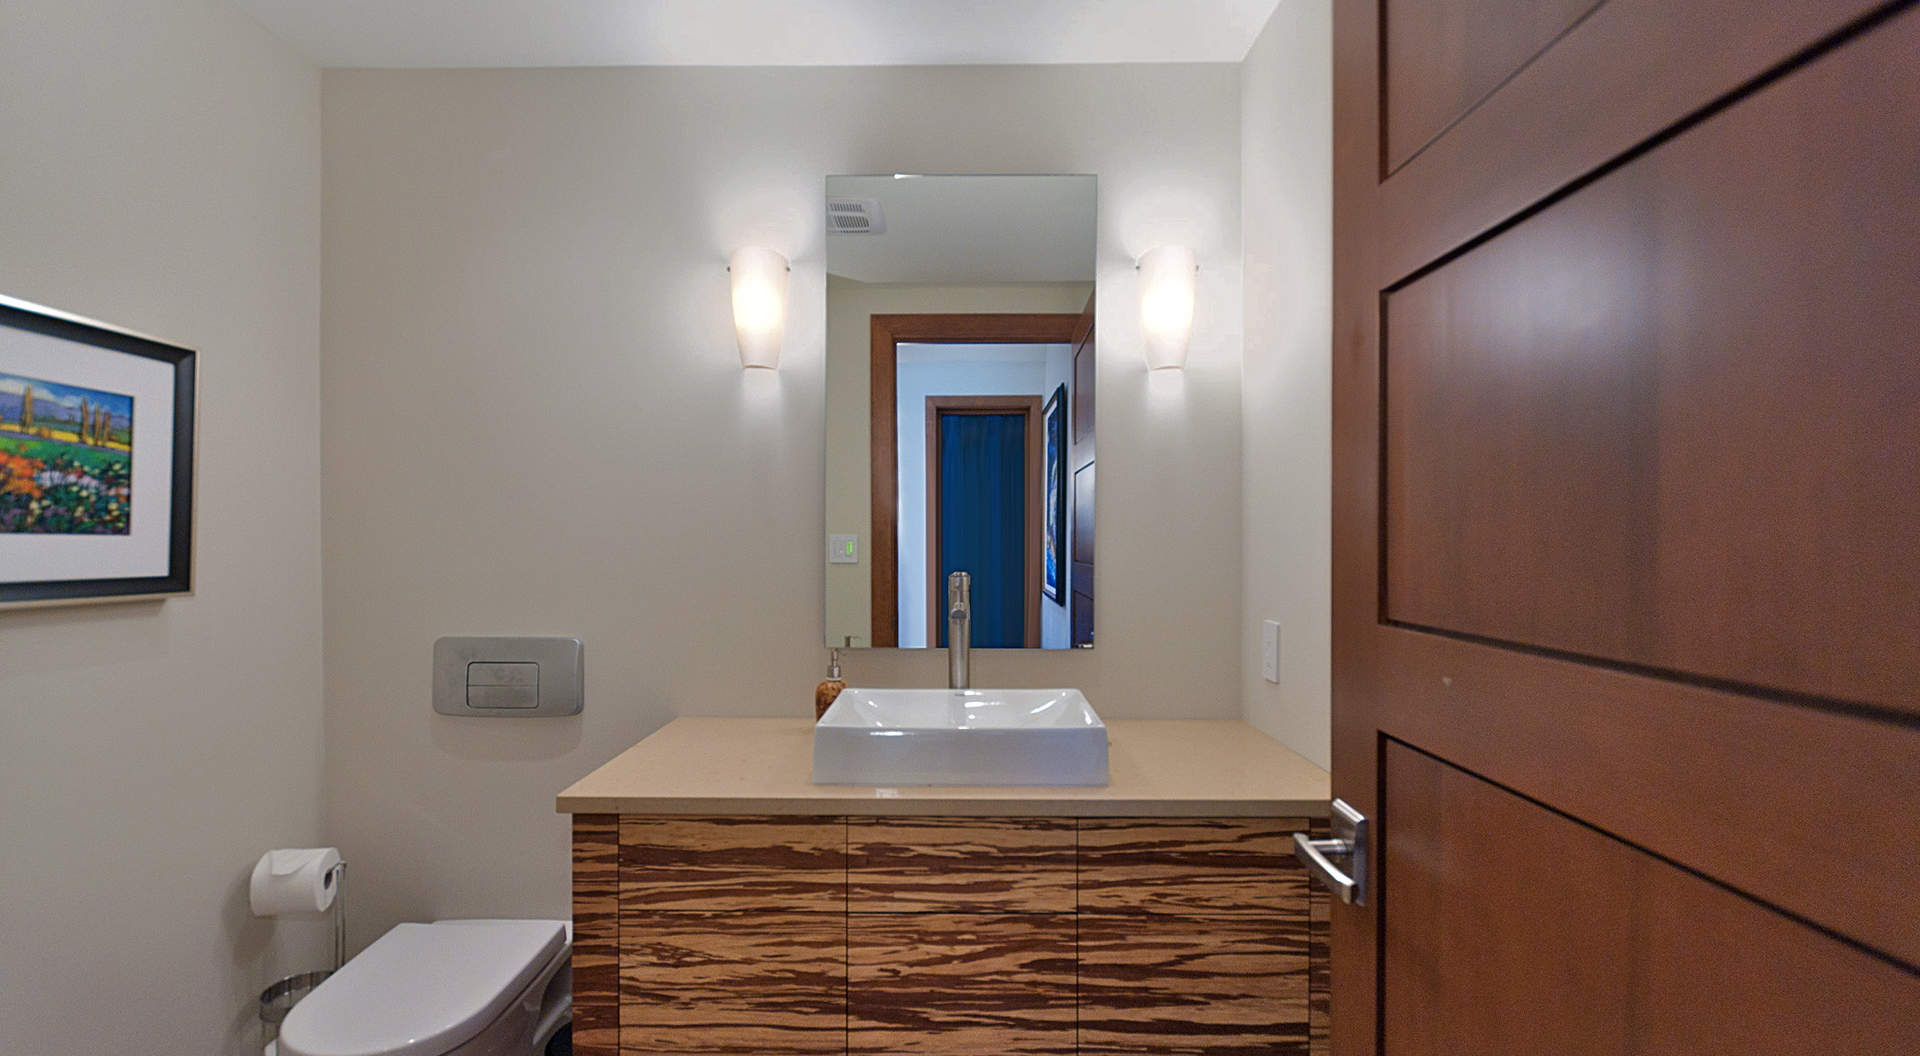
[815,648,847,721]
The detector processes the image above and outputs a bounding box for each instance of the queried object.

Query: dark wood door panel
[1381,741,1920,1055]
[1380,0,1891,284]
[1073,297,1096,447]
[1371,629,1920,967]
[1383,0,1602,172]
[1072,461,1094,566]
[1383,5,1920,709]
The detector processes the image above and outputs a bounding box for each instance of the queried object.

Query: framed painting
[0,295,195,609]
[1043,383,1067,604]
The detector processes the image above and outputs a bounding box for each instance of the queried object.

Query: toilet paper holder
[321,860,346,972]
[257,860,347,1032]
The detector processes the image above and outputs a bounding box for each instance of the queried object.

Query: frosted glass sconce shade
[1137,244,1196,370]
[730,246,788,369]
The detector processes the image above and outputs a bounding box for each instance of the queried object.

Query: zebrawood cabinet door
[619,815,845,912]
[608,817,848,1056]
[848,816,1076,913]
[1078,817,1307,915]
[620,911,846,1056]
[1079,915,1309,1056]
[1078,818,1315,1055]
[848,913,1077,1056]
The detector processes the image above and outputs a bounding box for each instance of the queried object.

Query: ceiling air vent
[827,197,885,235]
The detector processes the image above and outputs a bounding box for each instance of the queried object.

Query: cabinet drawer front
[1079,914,1310,1055]
[1078,818,1308,914]
[849,817,1076,913]
[620,912,846,1055]
[849,913,1076,1055]
[620,816,845,912]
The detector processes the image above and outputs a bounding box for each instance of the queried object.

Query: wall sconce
[1137,245,1196,370]
[729,246,788,369]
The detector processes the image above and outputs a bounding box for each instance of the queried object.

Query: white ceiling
[232,0,1282,69]
[827,175,1095,285]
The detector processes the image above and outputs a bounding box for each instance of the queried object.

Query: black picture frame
[1043,383,1067,604]
[0,297,195,608]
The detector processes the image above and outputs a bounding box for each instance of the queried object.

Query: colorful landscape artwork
[0,372,133,535]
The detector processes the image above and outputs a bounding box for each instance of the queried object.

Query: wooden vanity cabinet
[573,815,1325,1056]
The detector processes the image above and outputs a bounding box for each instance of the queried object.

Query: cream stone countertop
[556,717,1330,818]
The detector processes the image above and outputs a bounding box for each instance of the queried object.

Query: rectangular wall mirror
[824,174,1096,650]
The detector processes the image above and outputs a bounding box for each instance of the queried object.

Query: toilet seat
[279,920,566,1056]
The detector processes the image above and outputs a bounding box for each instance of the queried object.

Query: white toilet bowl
[276,919,571,1056]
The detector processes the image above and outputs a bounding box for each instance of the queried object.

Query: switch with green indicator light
[827,534,859,564]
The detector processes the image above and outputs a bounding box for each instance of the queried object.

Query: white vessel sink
[812,688,1109,787]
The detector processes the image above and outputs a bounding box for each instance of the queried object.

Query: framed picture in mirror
[1043,383,1066,604]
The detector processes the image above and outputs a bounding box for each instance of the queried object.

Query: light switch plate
[433,636,583,717]
[1262,620,1281,683]
[828,533,859,564]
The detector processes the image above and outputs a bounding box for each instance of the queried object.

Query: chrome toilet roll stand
[259,860,347,1037]
[325,860,346,971]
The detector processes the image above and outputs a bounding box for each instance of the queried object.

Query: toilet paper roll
[249,847,342,917]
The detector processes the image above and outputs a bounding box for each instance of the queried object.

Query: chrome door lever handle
[1293,833,1359,903]
[1292,798,1368,906]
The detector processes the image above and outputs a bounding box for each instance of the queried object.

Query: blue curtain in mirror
[936,412,1026,649]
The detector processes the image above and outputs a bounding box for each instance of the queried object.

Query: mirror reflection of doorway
[858,305,1093,650]
[926,396,1043,648]
[890,337,1069,648]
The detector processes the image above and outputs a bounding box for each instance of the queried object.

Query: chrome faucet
[947,571,971,689]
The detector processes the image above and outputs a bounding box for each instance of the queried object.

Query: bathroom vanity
[556,718,1331,1056]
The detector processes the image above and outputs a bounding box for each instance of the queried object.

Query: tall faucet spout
[947,571,971,689]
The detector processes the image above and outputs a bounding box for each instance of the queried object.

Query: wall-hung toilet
[275,919,571,1056]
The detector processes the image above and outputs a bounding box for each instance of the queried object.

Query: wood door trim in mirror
[869,313,1082,648]
[925,395,1046,649]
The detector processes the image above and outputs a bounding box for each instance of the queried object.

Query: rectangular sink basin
[812,688,1108,786]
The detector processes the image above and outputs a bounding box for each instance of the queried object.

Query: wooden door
[1069,292,1096,647]
[1328,1,1920,1053]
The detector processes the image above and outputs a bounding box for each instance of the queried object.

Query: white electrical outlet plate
[1262,620,1281,683]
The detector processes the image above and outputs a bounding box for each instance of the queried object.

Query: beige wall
[1240,1,1334,768]
[0,1,325,1052]
[322,62,1244,949]
[823,277,1093,647]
